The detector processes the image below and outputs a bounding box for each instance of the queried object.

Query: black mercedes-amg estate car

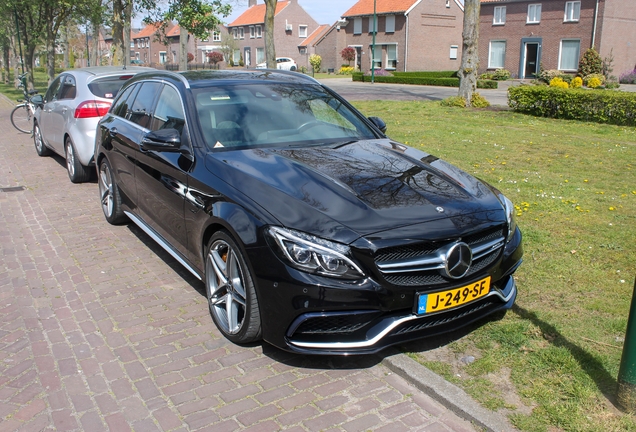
[95,70,522,355]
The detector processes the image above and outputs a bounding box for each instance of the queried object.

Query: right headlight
[501,195,518,241]
[267,226,365,280]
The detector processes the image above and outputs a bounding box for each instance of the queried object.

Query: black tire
[65,137,91,183]
[98,158,126,224]
[11,104,32,134]
[290,66,297,71]
[33,122,52,156]
[205,231,262,344]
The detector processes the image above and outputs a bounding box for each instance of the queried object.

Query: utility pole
[618,277,636,411]
[371,0,376,84]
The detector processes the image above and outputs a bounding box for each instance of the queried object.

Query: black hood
[206,140,505,244]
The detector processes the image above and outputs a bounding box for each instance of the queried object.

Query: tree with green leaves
[458,0,480,107]
[264,0,276,69]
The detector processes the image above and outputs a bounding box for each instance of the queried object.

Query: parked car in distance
[130,59,144,65]
[95,70,523,355]
[256,57,297,71]
[31,66,154,183]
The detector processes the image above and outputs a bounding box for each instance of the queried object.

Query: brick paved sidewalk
[0,102,476,432]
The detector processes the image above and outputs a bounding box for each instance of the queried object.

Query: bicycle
[10,72,38,134]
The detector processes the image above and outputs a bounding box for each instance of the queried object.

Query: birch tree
[458,0,480,106]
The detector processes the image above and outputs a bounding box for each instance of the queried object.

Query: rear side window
[111,84,138,118]
[58,75,76,100]
[88,74,135,99]
[128,82,162,128]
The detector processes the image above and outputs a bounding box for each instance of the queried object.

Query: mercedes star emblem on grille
[443,242,473,279]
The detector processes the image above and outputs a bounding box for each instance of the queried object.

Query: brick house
[195,26,230,67]
[297,25,331,70]
[131,23,178,66]
[479,0,636,79]
[226,0,319,68]
[315,0,465,74]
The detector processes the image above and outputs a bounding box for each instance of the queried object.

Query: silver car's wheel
[65,138,91,183]
[206,232,261,343]
[98,158,126,224]
[33,122,52,156]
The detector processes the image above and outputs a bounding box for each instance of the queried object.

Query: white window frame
[527,4,541,24]
[564,1,581,22]
[353,18,362,35]
[488,40,506,69]
[386,44,397,70]
[233,28,238,39]
[213,32,221,42]
[159,51,167,65]
[371,45,382,69]
[559,39,580,71]
[493,6,506,25]
[385,15,395,33]
[256,47,265,64]
[130,40,135,48]
[233,49,241,64]
[450,45,458,60]
[369,16,378,33]
[256,25,262,38]
[299,25,308,38]
[249,26,255,38]
[239,27,245,39]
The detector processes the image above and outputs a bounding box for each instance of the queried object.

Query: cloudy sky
[225,0,360,25]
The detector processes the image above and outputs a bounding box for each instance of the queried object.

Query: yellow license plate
[417,277,491,315]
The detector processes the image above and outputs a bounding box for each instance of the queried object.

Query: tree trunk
[62,26,70,69]
[458,0,480,107]
[124,0,132,66]
[91,22,99,66]
[264,0,277,69]
[179,25,188,71]
[46,26,56,84]
[112,0,124,66]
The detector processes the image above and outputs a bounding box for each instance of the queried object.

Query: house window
[130,40,135,48]
[233,28,238,39]
[488,40,506,68]
[239,28,244,39]
[565,1,581,22]
[493,6,506,25]
[256,25,262,38]
[450,45,458,60]
[256,47,265,64]
[559,39,580,70]
[353,18,362,35]
[386,45,397,69]
[233,49,240,64]
[385,15,395,33]
[527,4,541,24]
[213,32,221,42]
[299,47,307,55]
[299,25,308,38]
[249,26,255,38]
[369,16,377,33]
[159,51,167,64]
[372,45,382,69]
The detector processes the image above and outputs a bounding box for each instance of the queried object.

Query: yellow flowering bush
[338,66,355,75]
[571,76,583,88]
[549,77,569,89]
[587,77,602,88]
[584,73,606,86]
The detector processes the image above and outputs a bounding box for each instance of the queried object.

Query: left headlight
[501,195,517,241]
[267,226,365,279]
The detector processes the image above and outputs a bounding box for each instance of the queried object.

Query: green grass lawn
[353,100,636,431]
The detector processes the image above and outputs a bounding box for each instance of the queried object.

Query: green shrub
[508,85,636,126]
[549,77,569,89]
[471,92,491,108]
[578,48,603,77]
[392,71,458,78]
[539,69,561,83]
[309,54,322,73]
[491,69,511,80]
[440,96,466,107]
[350,73,497,89]
[605,81,620,90]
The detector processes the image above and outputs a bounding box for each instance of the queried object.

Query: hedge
[508,85,636,126]
[351,73,498,89]
[392,71,458,78]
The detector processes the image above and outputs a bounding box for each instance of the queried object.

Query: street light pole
[371,0,376,84]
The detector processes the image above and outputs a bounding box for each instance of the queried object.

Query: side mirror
[30,94,44,108]
[140,128,181,152]
[368,116,387,134]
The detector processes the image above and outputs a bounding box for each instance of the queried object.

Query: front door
[244,48,251,67]
[524,43,539,78]
[355,47,362,72]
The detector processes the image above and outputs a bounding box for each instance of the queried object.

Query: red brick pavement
[0,100,476,432]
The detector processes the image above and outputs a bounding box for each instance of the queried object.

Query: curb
[380,349,516,432]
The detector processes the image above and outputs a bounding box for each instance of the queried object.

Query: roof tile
[342,0,420,17]
[299,24,330,47]
[228,1,289,27]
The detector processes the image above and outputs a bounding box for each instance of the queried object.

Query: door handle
[109,127,119,137]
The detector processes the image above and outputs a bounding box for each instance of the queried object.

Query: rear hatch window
[88,75,135,99]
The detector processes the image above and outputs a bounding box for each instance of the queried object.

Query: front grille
[375,226,505,288]
[395,300,495,334]
[294,312,380,335]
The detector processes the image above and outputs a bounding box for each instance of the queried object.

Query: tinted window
[128,82,161,128]
[44,76,63,103]
[58,75,76,99]
[111,84,137,118]
[151,85,185,134]
[88,74,135,99]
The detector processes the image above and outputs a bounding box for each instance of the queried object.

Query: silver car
[32,66,153,183]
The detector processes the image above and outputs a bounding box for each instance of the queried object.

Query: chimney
[248,0,256,7]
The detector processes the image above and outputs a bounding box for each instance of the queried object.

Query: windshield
[193,83,377,150]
